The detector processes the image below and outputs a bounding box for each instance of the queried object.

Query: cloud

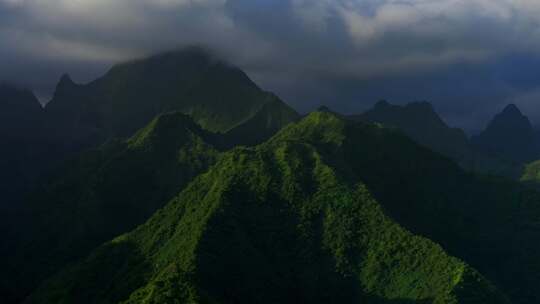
[2,0,540,129]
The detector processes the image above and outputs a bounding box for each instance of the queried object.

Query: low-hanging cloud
[2,0,540,130]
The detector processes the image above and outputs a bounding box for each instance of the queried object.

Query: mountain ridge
[3,48,540,304]
[2,112,221,302]
[472,103,539,163]
[25,112,510,304]
[44,48,298,142]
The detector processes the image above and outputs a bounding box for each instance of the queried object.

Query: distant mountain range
[0,48,300,303]
[2,47,540,304]
[350,100,473,167]
[348,100,536,178]
[0,48,300,205]
[44,47,298,146]
[19,111,540,304]
[472,104,540,163]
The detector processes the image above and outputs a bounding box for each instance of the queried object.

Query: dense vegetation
[0,48,300,303]
[1,113,221,302]
[0,47,299,213]
[4,48,540,304]
[26,112,509,304]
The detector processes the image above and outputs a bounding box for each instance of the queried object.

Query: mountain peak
[473,103,537,162]
[492,103,529,126]
[128,112,206,150]
[58,73,75,87]
[53,74,77,98]
[501,103,523,117]
[354,100,472,167]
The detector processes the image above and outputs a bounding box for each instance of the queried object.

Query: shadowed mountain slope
[1,113,221,303]
[352,101,523,178]
[352,100,471,166]
[472,104,539,163]
[0,85,49,209]
[44,47,299,149]
[1,48,302,303]
[26,112,533,304]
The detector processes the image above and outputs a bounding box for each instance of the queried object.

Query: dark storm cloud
[2,0,540,130]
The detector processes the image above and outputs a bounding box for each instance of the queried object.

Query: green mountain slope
[1,112,220,303]
[27,112,512,304]
[2,48,301,302]
[44,47,298,147]
[520,159,540,187]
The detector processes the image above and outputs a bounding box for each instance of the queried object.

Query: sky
[2,0,540,132]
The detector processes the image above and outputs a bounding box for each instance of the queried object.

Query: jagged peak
[489,103,531,127]
[53,74,77,97]
[500,104,523,117]
[58,73,75,87]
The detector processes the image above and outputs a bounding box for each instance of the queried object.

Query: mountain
[44,47,298,149]
[22,112,540,303]
[4,50,540,303]
[0,85,46,302]
[352,101,523,178]
[472,104,539,163]
[0,48,299,207]
[222,96,300,147]
[1,48,301,303]
[1,112,221,303]
[351,100,473,167]
[0,84,43,138]
[0,85,47,209]
[273,112,540,304]
[26,112,509,304]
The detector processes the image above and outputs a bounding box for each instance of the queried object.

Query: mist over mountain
[1,48,301,303]
[6,1,540,303]
[44,47,298,148]
[0,47,300,206]
[3,46,540,304]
